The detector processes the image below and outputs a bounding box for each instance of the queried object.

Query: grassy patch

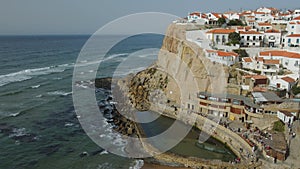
[273,121,285,132]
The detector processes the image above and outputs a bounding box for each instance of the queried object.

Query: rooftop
[206,29,235,34]
[281,76,296,83]
[240,31,263,34]
[260,50,300,59]
[252,91,282,103]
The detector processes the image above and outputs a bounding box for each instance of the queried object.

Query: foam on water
[0,63,72,87]
[47,91,72,96]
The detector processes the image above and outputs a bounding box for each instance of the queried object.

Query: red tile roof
[206,50,238,57]
[260,50,300,59]
[265,29,280,33]
[206,29,235,34]
[281,77,296,83]
[257,57,264,62]
[240,31,263,34]
[287,34,300,37]
[293,16,300,20]
[243,57,252,62]
[258,23,272,26]
[263,59,280,65]
[251,75,268,80]
[212,13,221,18]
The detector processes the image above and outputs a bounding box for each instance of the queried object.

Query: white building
[277,110,294,124]
[270,76,296,92]
[259,50,300,73]
[223,12,240,20]
[293,9,300,18]
[240,31,263,47]
[242,57,255,70]
[263,29,282,47]
[205,50,239,66]
[254,12,274,23]
[286,19,300,35]
[206,29,235,45]
[256,22,272,32]
[256,7,278,14]
[187,12,209,24]
[285,34,300,47]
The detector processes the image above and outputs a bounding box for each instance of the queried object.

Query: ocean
[0,34,163,169]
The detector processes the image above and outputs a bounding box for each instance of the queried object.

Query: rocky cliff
[121,23,243,111]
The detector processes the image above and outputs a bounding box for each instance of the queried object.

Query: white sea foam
[36,94,43,98]
[76,53,128,67]
[129,160,144,169]
[47,91,72,96]
[0,63,71,87]
[31,85,41,89]
[99,150,109,155]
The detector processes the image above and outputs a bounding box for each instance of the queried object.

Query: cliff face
[157,24,230,107]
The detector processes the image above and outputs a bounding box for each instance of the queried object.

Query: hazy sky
[0,0,300,35]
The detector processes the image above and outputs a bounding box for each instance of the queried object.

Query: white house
[256,22,272,32]
[277,110,294,124]
[240,31,263,47]
[259,50,300,73]
[270,76,296,92]
[242,57,255,70]
[263,29,282,47]
[205,50,239,66]
[286,19,300,35]
[285,34,300,47]
[254,12,274,23]
[223,12,240,20]
[257,58,280,76]
[187,12,209,24]
[293,9,300,18]
[256,7,278,14]
[206,29,235,45]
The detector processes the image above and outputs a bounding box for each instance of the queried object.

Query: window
[297,39,300,43]
[259,36,262,40]
[253,43,255,46]
[241,36,244,39]
[253,36,256,40]
[247,36,250,40]
[292,26,294,29]
[288,39,291,43]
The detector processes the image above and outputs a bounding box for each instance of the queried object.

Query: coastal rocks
[127,68,169,111]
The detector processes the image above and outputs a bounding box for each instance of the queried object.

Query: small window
[292,26,294,29]
[288,39,291,43]
[297,39,300,43]
[253,43,255,46]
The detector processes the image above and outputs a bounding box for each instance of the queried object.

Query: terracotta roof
[248,20,255,22]
[240,31,262,34]
[247,16,255,18]
[251,75,268,80]
[281,77,296,83]
[212,13,222,18]
[243,57,252,62]
[254,12,265,15]
[253,86,268,92]
[293,16,300,20]
[260,50,300,59]
[206,50,238,57]
[206,29,235,34]
[289,22,296,25]
[218,51,238,57]
[263,59,280,65]
[244,75,268,80]
[286,34,300,37]
[257,57,264,62]
[258,23,272,26]
[265,29,280,33]
[190,12,200,17]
